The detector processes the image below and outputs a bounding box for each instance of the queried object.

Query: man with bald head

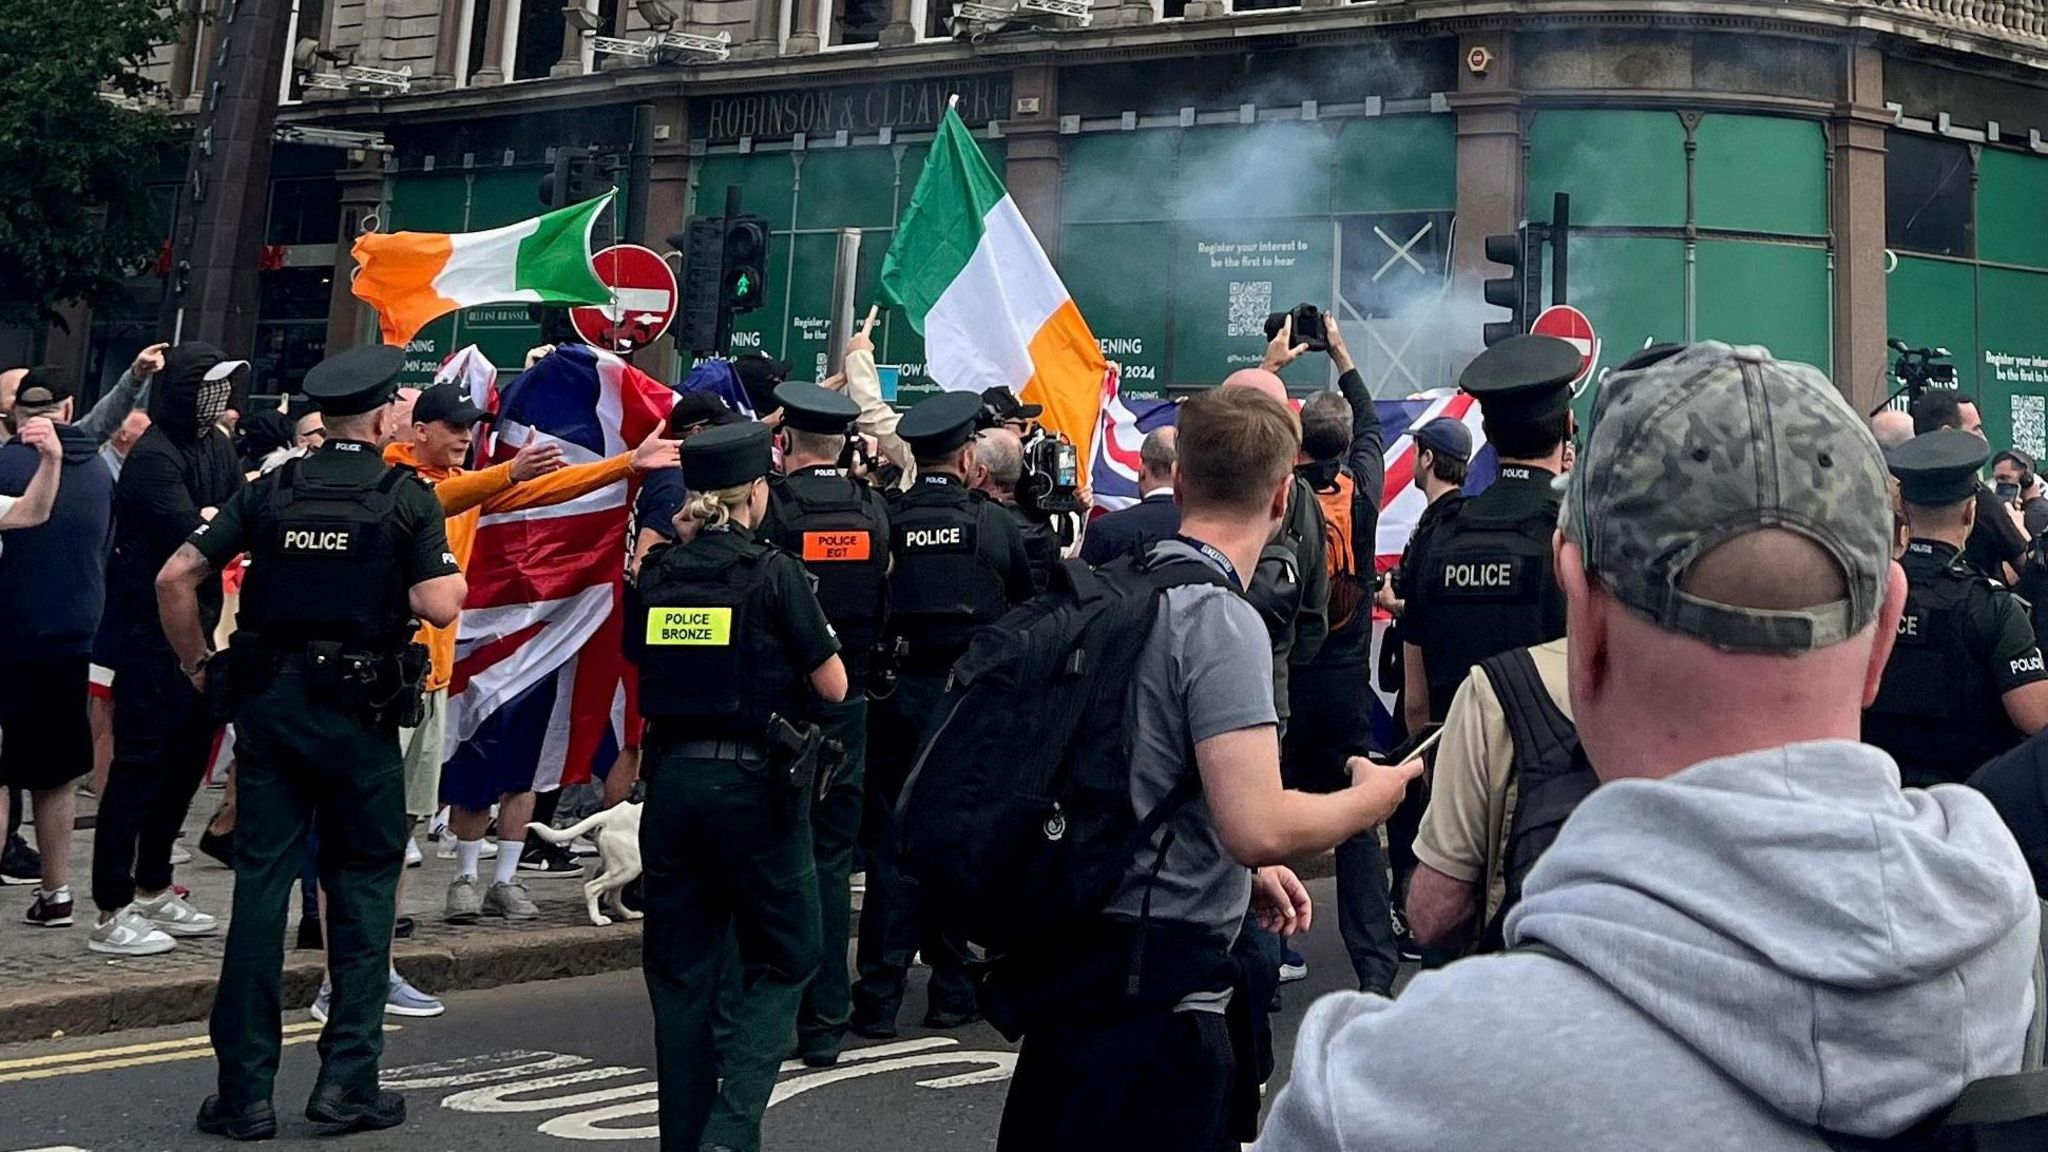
[1871,407,1914,450]
[1263,343,2044,1152]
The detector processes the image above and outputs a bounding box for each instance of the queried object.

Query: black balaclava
[149,342,234,445]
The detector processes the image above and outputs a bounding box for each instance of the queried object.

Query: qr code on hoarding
[2014,395,2047,460]
[1227,281,1273,339]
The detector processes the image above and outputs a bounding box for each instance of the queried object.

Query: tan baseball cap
[1561,342,1893,652]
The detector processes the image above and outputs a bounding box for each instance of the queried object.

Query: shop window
[266,179,342,246]
[1886,132,1974,260]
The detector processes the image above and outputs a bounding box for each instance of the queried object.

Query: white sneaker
[168,843,192,866]
[89,908,176,956]
[133,890,218,937]
[404,838,423,869]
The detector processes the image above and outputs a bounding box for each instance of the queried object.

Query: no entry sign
[1531,304,1598,383]
[571,245,679,354]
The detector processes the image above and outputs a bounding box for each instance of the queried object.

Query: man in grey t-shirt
[995,386,1420,1152]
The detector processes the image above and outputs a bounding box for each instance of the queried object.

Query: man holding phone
[1993,449,2048,538]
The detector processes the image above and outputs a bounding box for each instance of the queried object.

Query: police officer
[1865,427,2048,787]
[631,420,847,1152]
[759,380,890,1068]
[852,390,1034,1038]
[155,344,466,1140]
[1400,335,1581,733]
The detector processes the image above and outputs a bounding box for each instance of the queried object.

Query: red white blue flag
[442,344,671,796]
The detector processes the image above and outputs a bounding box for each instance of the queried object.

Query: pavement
[0,877,1376,1151]
[0,782,1343,1046]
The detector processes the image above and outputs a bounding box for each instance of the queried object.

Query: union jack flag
[441,344,671,798]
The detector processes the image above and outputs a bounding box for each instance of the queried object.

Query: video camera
[1890,339,1958,400]
[1017,428,1082,518]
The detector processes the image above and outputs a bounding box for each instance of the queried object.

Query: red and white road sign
[1531,304,1598,383]
[571,244,679,354]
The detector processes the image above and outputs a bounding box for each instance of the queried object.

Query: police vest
[236,459,414,650]
[886,476,1008,662]
[635,534,806,739]
[1008,503,1060,596]
[1418,483,1565,720]
[1865,544,2025,787]
[766,469,889,649]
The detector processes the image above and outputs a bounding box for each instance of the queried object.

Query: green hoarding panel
[1175,124,1332,220]
[794,147,903,230]
[1976,266,2048,456]
[1567,236,1685,407]
[1694,116,1826,237]
[1331,117,1457,215]
[1528,111,1687,229]
[1063,132,1182,224]
[1062,222,1174,399]
[1694,241,1831,373]
[1885,255,1980,396]
[387,174,470,384]
[1977,149,2048,271]
[1170,217,1334,391]
[695,153,798,231]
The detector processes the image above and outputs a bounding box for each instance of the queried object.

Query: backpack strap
[1479,646,1577,767]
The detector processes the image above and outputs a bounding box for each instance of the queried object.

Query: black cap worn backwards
[1889,427,1990,507]
[733,353,792,415]
[411,382,487,428]
[978,386,1042,428]
[1458,334,1583,423]
[774,381,860,436]
[303,345,407,416]
[12,367,73,412]
[897,391,983,458]
[681,420,773,492]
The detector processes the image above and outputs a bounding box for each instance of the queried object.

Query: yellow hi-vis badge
[646,607,733,645]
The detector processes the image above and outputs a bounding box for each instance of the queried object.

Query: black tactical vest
[1418,477,1566,720]
[887,474,1009,665]
[766,468,889,662]
[1865,541,2022,787]
[1477,646,1596,952]
[635,532,806,739]
[236,459,414,650]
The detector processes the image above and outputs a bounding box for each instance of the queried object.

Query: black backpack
[1476,645,1598,952]
[895,549,1231,959]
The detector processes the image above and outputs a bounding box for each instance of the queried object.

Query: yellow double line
[0,1022,400,1085]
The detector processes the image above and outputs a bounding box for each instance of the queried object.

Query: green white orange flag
[882,106,1107,474]
[351,193,614,345]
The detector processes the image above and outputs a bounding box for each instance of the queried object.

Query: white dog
[527,802,644,927]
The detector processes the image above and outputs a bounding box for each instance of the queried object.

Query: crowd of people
[3,310,2046,1150]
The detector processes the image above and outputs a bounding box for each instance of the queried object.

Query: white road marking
[384,1050,592,1090]
[444,1067,655,1113]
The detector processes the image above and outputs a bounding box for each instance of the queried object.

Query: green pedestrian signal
[722,217,768,315]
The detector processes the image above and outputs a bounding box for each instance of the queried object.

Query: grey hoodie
[1258,740,2040,1151]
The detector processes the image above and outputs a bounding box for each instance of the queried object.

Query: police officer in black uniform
[631,420,847,1152]
[1400,335,1581,732]
[155,344,465,1141]
[761,380,891,1067]
[852,390,1034,1038]
[1865,428,2048,787]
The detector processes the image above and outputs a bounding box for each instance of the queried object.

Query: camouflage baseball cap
[1561,342,1892,652]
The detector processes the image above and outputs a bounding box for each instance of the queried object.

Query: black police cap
[681,420,773,492]
[1458,335,1583,423]
[1888,427,1990,507]
[303,345,407,416]
[897,391,983,458]
[774,381,859,436]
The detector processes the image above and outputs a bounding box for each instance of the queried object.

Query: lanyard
[1174,535,1244,592]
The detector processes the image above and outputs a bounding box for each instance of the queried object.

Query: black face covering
[1297,457,1342,491]
[149,342,229,446]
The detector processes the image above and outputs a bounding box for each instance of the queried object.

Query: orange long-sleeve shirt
[386,442,633,690]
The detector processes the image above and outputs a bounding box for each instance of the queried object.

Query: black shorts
[0,652,93,792]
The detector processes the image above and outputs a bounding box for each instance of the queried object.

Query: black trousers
[93,644,213,913]
[998,1008,1235,1152]
[853,672,975,1025]
[1283,659,1400,992]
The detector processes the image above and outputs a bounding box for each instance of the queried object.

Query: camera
[1017,429,1081,517]
[1264,304,1329,353]
[1889,339,1958,400]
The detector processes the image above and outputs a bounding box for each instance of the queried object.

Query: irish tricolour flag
[883,106,1107,472]
[352,193,614,345]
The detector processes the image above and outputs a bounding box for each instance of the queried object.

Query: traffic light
[539,146,604,210]
[722,215,768,315]
[1482,227,1536,348]
[668,217,725,355]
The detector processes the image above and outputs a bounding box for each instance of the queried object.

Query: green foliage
[0,0,180,325]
